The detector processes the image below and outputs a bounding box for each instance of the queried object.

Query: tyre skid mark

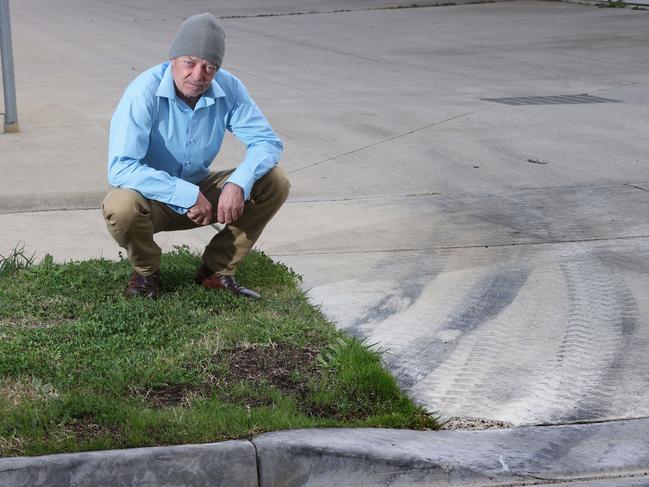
[529,254,626,423]
[421,248,638,424]
[387,265,530,393]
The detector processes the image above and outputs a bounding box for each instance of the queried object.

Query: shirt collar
[156,62,226,108]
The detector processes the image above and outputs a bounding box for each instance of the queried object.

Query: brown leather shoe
[125,270,160,299]
[194,264,261,299]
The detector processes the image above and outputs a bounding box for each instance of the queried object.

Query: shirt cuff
[225,166,255,200]
[169,178,200,214]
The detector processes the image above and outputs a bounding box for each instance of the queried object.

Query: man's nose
[191,63,207,80]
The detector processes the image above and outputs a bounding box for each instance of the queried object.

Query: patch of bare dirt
[51,415,124,446]
[141,384,206,408]
[137,344,321,408]
[66,419,113,441]
[224,343,320,396]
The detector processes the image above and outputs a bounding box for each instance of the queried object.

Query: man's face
[170,56,218,100]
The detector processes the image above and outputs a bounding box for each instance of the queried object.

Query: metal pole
[0,0,19,133]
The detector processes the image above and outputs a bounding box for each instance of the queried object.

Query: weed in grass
[0,245,34,277]
[0,247,438,456]
[0,434,25,456]
[0,376,59,407]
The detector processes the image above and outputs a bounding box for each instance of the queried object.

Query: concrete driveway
[1,0,648,427]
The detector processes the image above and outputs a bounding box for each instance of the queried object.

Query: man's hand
[187,191,213,226]
[217,183,245,224]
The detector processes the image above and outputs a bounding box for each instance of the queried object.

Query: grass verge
[0,247,438,456]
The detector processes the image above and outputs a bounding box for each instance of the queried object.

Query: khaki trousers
[102,166,290,276]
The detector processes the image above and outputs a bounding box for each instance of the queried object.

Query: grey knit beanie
[169,13,225,68]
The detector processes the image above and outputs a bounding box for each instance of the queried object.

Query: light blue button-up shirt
[108,62,283,213]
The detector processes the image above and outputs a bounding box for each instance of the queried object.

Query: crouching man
[103,13,289,299]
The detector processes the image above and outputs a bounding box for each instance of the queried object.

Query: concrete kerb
[2,419,649,487]
[253,422,649,486]
[0,440,258,487]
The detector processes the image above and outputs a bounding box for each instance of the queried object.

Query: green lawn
[0,247,438,456]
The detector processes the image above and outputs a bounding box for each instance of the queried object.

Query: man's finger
[222,208,231,225]
[217,204,224,224]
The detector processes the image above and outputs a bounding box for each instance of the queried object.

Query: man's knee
[273,166,291,203]
[102,188,149,231]
[256,166,290,204]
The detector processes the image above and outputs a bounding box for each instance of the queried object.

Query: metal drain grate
[482,94,621,106]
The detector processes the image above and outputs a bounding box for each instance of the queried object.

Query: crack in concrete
[516,472,649,485]
[519,181,649,192]
[280,183,643,202]
[624,183,649,192]
[289,108,489,174]
[250,440,262,487]
[219,2,475,20]
[285,195,396,204]
[535,415,649,428]
[0,206,101,216]
[272,234,649,257]
[593,81,639,93]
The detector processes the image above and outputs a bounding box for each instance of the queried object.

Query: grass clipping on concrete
[0,247,438,456]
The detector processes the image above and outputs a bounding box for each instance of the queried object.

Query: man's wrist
[224,182,243,193]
